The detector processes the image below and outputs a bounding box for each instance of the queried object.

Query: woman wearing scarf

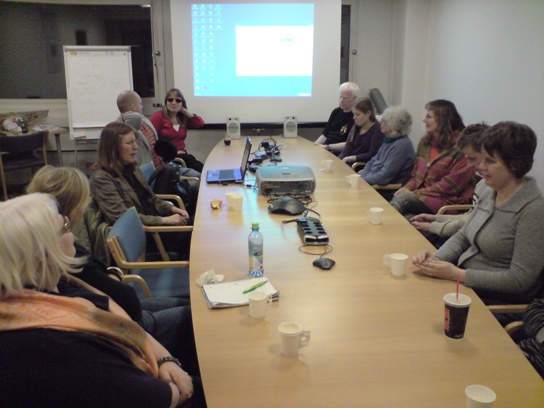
[0,193,197,407]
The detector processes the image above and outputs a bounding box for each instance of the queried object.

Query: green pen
[243,279,268,294]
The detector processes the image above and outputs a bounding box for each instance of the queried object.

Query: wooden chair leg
[0,154,8,201]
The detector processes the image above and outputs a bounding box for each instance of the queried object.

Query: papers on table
[202,277,279,309]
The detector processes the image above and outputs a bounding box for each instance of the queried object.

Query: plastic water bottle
[248,222,264,276]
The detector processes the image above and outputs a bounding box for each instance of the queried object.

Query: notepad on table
[202,277,279,309]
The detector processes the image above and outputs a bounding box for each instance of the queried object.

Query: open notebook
[202,277,279,309]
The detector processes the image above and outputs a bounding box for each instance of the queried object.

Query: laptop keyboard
[219,169,236,179]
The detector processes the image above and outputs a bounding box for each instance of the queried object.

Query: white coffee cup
[322,159,333,172]
[278,322,311,357]
[369,207,384,224]
[465,385,496,408]
[346,173,360,188]
[248,291,272,319]
[383,253,408,277]
[226,192,243,212]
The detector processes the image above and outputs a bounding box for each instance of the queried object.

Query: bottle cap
[252,222,259,229]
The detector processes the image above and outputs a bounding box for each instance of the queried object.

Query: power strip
[296,217,329,245]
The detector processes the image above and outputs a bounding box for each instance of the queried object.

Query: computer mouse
[313,257,336,270]
[268,197,306,215]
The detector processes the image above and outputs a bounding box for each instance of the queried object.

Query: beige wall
[1,0,543,186]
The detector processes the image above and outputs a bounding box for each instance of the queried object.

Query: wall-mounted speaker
[283,116,297,138]
[226,117,241,139]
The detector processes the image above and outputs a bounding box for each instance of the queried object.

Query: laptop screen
[240,136,252,176]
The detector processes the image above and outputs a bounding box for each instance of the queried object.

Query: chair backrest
[0,131,46,155]
[107,207,146,263]
[139,161,155,183]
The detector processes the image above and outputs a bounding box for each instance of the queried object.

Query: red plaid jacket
[404,136,476,213]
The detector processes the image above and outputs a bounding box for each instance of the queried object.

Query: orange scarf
[0,289,158,376]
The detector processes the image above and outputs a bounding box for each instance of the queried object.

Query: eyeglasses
[60,215,72,235]
[166,98,183,103]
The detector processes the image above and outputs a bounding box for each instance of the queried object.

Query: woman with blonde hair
[27,165,202,380]
[0,193,196,407]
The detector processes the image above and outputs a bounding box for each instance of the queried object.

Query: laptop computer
[206,137,253,184]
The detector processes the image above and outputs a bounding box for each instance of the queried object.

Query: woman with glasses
[28,165,204,394]
[0,193,197,407]
[150,88,205,172]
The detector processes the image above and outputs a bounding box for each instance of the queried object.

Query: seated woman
[27,165,200,376]
[150,88,205,173]
[360,106,415,200]
[314,81,359,155]
[338,97,384,167]
[90,121,190,257]
[413,122,544,309]
[390,99,476,219]
[409,123,489,248]
[0,193,199,407]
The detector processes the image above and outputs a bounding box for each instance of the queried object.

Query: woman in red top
[390,99,476,219]
[150,88,206,172]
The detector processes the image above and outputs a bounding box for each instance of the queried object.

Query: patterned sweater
[404,136,476,213]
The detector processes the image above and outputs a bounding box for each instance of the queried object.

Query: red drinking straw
[456,275,461,300]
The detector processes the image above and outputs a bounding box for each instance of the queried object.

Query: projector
[256,166,316,195]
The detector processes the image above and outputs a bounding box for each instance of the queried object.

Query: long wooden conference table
[190,136,544,407]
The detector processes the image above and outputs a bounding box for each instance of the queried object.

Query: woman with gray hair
[360,106,416,199]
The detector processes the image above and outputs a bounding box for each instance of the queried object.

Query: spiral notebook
[202,277,279,309]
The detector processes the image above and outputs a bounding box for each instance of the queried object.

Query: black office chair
[0,130,48,200]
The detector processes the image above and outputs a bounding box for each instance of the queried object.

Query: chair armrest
[488,304,528,314]
[122,275,153,298]
[371,183,402,190]
[504,321,525,338]
[118,260,190,269]
[173,157,187,167]
[157,194,186,209]
[437,204,473,215]
[351,161,366,172]
[180,176,200,182]
[144,225,193,233]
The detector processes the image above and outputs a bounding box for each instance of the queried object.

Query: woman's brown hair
[421,99,465,149]
[93,121,136,177]
[348,97,377,141]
